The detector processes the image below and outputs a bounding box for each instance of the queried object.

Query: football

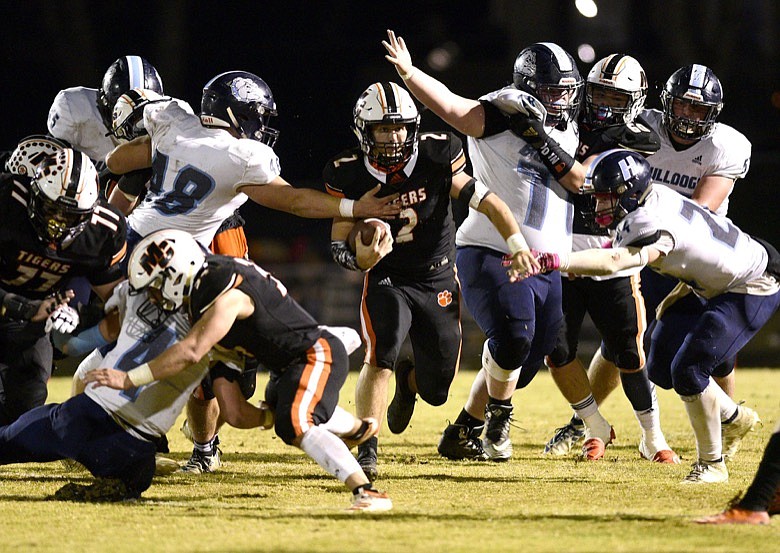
[347,218,391,252]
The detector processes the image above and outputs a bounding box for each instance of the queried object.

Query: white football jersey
[85,282,205,439]
[457,90,578,255]
[47,87,121,163]
[641,109,751,216]
[127,100,281,246]
[614,186,776,298]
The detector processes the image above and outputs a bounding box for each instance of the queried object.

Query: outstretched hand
[84,368,132,390]
[507,250,541,282]
[382,29,415,80]
[354,184,401,218]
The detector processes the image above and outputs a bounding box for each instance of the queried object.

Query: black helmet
[513,42,583,125]
[660,64,723,140]
[200,71,279,147]
[97,56,164,131]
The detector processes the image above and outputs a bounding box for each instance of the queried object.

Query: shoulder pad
[614,209,661,248]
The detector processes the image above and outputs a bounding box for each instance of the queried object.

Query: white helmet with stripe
[28,148,99,245]
[6,134,71,177]
[585,54,648,127]
[353,82,420,169]
[110,87,166,140]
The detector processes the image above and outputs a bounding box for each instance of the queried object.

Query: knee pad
[615,352,642,373]
[482,340,520,383]
[711,357,735,378]
[545,346,575,369]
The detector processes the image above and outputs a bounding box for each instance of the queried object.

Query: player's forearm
[560,247,648,276]
[477,195,526,246]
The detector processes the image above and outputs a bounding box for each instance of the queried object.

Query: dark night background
[2,1,779,362]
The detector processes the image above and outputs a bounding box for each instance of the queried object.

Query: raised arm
[383,30,486,138]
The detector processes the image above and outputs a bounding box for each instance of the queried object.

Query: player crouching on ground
[86,230,392,512]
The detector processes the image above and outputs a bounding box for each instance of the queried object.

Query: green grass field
[1,369,778,552]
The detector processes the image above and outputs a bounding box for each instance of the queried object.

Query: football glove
[45,305,80,334]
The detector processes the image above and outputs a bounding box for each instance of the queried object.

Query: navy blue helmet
[585,149,653,229]
[97,56,164,131]
[512,42,583,125]
[660,64,723,140]
[200,71,279,147]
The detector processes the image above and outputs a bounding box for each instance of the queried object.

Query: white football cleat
[681,460,728,484]
[722,406,761,462]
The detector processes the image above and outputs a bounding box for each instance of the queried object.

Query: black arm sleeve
[509,114,574,181]
[0,288,41,320]
[117,167,153,197]
[480,101,512,138]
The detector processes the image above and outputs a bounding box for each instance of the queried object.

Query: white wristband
[399,66,416,81]
[506,233,529,255]
[339,198,355,218]
[558,251,571,272]
[127,363,155,387]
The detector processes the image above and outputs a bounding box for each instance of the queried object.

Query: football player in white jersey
[540,54,677,464]
[576,64,756,458]
[104,71,400,474]
[533,149,779,484]
[383,30,588,461]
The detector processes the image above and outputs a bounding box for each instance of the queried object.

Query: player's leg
[0,333,53,425]
[544,277,608,457]
[355,273,411,479]
[276,333,391,512]
[394,267,461,434]
[674,292,779,483]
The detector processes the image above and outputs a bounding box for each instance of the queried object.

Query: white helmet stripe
[126,55,144,89]
[689,64,708,88]
[539,42,573,71]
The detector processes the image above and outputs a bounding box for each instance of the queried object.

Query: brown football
[347,218,390,252]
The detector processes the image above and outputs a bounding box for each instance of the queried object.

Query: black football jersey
[572,116,661,235]
[0,173,127,299]
[188,255,322,371]
[324,132,465,278]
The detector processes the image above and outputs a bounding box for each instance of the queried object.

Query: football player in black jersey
[86,229,393,512]
[0,147,126,424]
[535,55,678,463]
[325,82,538,479]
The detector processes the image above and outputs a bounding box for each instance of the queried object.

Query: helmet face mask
[353,82,420,169]
[513,42,583,126]
[661,64,723,140]
[585,54,647,127]
[200,71,280,147]
[28,149,99,245]
[127,229,206,313]
[584,149,653,230]
[97,56,164,132]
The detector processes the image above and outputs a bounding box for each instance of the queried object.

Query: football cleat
[722,405,761,462]
[483,403,514,462]
[386,359,417,434]
[581,427,615,461]
[639,439,680,464]
[682,460,728,484]
[543,420,585,455]
[357,438,379,482]
[154,454,181,475]
[438,423,489,461]
[695,508,769,525]
[340,418,380,449]
[178,443,222,474]
[347,488,393,513]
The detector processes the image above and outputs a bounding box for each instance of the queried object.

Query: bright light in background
[575,0,598,18]
[577,43,596,64]
[426,41,461,72]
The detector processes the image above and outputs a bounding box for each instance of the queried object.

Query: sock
[619,370,653,412]
[193,435,218,453]
[680,382,721,462]
[319,406,357,435]
[488,396,512,407]
[571,395,611,440]
[454,409,484,428]
[299,426,363,483]
[708,377,739,422]
[633,384,669,449]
